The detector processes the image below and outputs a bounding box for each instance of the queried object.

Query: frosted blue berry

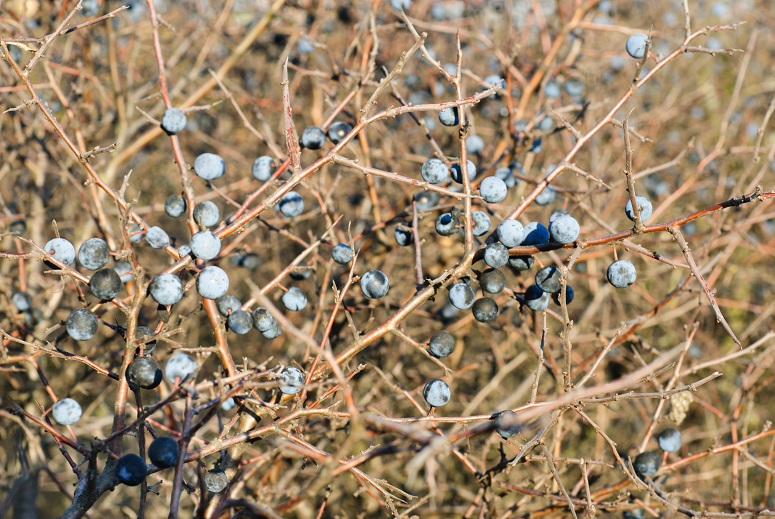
[625,196,653,222]
[484,74,505,89]
[177,244,192,258]
[607,260,636,288]
[282,287,308,311]
[509,255,534,271]
[450,160,477,183]
[497,220,524,248]
[52,398,82,425]
[449,282,475,309]
[300,126,326,150]
[534,186,556,206]
[193,201,220,228]
[428,332,455,358]
[360,270,390,299]
[129,223,144,244]
[484,242,509,269]
[193,153,225,180]
[549,214,580,244]
[216,295,242,317]
[44,238,76,266]
[327,121,353,144]
[278,191,304,217]
[13,291,32,312]
[494,166,517,188]
[544,79,561,98]
[227,310,253,334]
[252,156,274,181]
[552,285,575,305]
[89,268,122,300]
[197,266,229,300]
[479,268,506,294]
[331,244,353,264]
[161,108,186,134]
[252,308,278,332]
[524,284,550,311]
[115,261,134,283]
[148,437,179,469]
[521,222,550,246]
[480,176,508,203]
[190,231,221,260]
[127,356,162,389]
[221,397,237,411]
[438,107,459,127]
[145,226,170,249]
[415,190,440,210]
[623,510,645,519]
[657,428,682,453]
[472,297,498,322]
[150,274,184,306]
[78,238,109,270]
[421,158,449,184]
[116,454,147,486]
[435,213,457,236]
[494,410,520,439]
[165,352,197,382]
[565,78,585,98]
[535,266,562,293]
[423,379,451,407]
[626,33,649,59]
[279,366,305,394]
[164,195,187,218]
[633,450,660,478]
[472,211,491,236]
[394,225,414,246]
[66,308,99,340]
[466,135,485,154]
[390,0,411,10]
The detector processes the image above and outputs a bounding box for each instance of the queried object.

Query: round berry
[52,398,82,425]
[203,469,228,493]
[252,307,278,332]
[549,214,580,244]
[331,244,353,264]
[472,297,498,322]
[278,191,304,217]
[449,282,475,309]
[282,287,307,311]
[472,211,491,236]
[360,270,390,299]
[494,410,520,439]
[216,295,242,317]
[633,450,660,478]
[194,153,225,180]
[484,242,509,269]
[327,121,353,144]
[66,308,99,341]
[494,166,518,189]
[534,186,556,206]
[552,285,575,306]
[227,310,253,334]
[197,266,230,300]
[497,220,524,248]
[145,226,170,249]
[279,366,305,394]
[261,323,283,339]
[544,80,561,98]
[565,78,585,98]
[480,176,508,203]
[466,135,485,154]
[90,268,122,300]
[479,268,506,294]
[438,106,459,127]
[221,397,237,411]
[607,260,637,288]
[521,222,550,246]
[115,261,134,283]
[78,238,109,270]
[12,291,32,312]
[150,273,184,306]
[44,238,76,266]
[128,223,144,244]
[148,437,179,469]
[626,33,649,59]
[165,352,197,382]
[116,454,147,486]
[127,356,163,389]
[625,196,653,223]
[423,379,451,407]
[394,225,414,246]
[657,428,682,453]
[435,213,457,236]
[421,158,449,184]
[509,255,534,271]
[290,267,312,281]
[252,156,274,181]
[135,326,157,353]
[414,190,440,210]
[235,251,260,270]
[450,160,477,183]
[428,332,455,358]
[390,0,411,10]
[161,108,186,134]
[524,284,550,311]
[535,265,562,293]
[164,195,187,218]
[190,231,221,260]
[193,201,220,228]
[300,126,326,150]
[623,510,645,519]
